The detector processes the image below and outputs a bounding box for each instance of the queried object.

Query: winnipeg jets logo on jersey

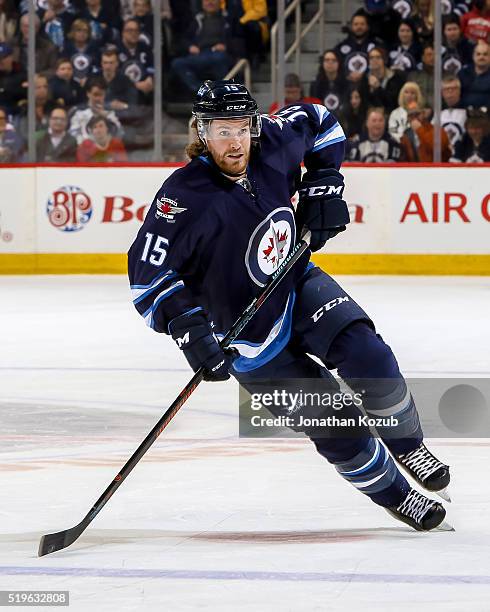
[245,208,295,287]
[156,195,187,223]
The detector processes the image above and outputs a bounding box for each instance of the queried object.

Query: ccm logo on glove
[299,185,343,198]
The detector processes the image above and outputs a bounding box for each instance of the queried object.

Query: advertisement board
[0,164,489,274]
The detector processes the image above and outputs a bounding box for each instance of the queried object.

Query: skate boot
[386,488,453,532]
[395,443,451,501]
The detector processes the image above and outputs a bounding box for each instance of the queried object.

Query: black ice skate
[386,488,453,532]
[395,443,451,502]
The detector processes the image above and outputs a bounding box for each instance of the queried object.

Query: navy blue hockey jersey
[128,103,346,371]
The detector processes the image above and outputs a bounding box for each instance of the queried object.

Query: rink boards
[0,163,489,275]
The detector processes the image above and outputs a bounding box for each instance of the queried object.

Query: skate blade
[435,519,455,532]
[435,487,451,503]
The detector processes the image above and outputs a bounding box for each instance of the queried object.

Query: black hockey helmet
[192,79,262,141]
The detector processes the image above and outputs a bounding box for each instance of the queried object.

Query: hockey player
[128,80,451,532]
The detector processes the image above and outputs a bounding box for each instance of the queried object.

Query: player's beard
[214,147,250,178]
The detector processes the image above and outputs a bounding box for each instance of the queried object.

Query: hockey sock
[311,436,410,508]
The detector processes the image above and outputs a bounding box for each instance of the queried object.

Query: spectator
[131,0,153,46]
[0,106,23,161]
[389,81,424,142]
[366,46,406,112]
[460,0,490,43]
[452,108,490,161]
[400,102,451,161]
[77,114,128,162]
[310,49,348,112]
[77,0,120,45]
[389,18,422,72]
[12,13,58,77]
[170,0,232,95]
[62,18,100,86]
[36,106,77,162]
[348,107,402,162]
[0,0,18,45]
[408,43,434,108]
[17,73,56,140]
[335,12,376,82]
[442,15,475,74]
[0,43,27,115]
[49,58,85,108]
[269,73,321,114]
[69,75,122,143]
[412,0,434,43]
[100,46,138,110]
[360,2,402,47]
[225,0,269,68]
[337,85,368,141]
[37,0,75,51]
[459,40,490,106]
[441,75,467,149]
[118,18,154,102]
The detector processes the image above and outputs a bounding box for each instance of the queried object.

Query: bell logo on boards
[46,185,93,232]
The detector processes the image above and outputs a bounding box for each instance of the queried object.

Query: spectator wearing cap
[0,0,18,46]
[77,114,128,162]
[335,12,377,83]
[360,2,402,47]
[37,106,77,162]
[460,0,490,44]
[0,105,23,162]
[37,0,75,51]
[388,81,424,142]
[442,15,475,75]
[408,43,434,108]
[459,40,490,107]
[441,75,467,150]
[170,0,232,95]
[118,18,154,103]
[49,58,85,109]
[452,108,490,162]
[310,50,348,113]
[0,43,27,115]
[12,13,58,77]
[69,75,123,144]
[348,106,402,162]
[269,73,321,114]
[400,101,451,162]
[366,46,406,113]
[389,19,422,72]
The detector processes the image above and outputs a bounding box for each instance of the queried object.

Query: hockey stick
[38,230,311,556]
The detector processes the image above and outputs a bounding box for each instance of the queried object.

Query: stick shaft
[42,235,310,551]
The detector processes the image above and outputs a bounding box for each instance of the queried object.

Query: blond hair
[398,81,424,110]
[186,120,206,160]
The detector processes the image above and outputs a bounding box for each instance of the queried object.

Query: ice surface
[0,275,489,611]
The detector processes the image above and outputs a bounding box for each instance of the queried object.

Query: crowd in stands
[0,0,272,162]
[304,0,490,163]
[0,0,488,163]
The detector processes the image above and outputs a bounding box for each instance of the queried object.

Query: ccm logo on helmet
[226,104,247,111]
[312,296,349,323]
[300,185,344,197]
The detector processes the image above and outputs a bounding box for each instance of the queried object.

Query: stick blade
[38,522,85,557]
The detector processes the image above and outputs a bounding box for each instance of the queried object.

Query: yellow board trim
[0,253,489,275]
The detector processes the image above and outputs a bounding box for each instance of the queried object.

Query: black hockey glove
[169,311,234,382]
[296,168,350,252]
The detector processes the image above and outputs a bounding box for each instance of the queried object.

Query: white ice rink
[1,274,489,611]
